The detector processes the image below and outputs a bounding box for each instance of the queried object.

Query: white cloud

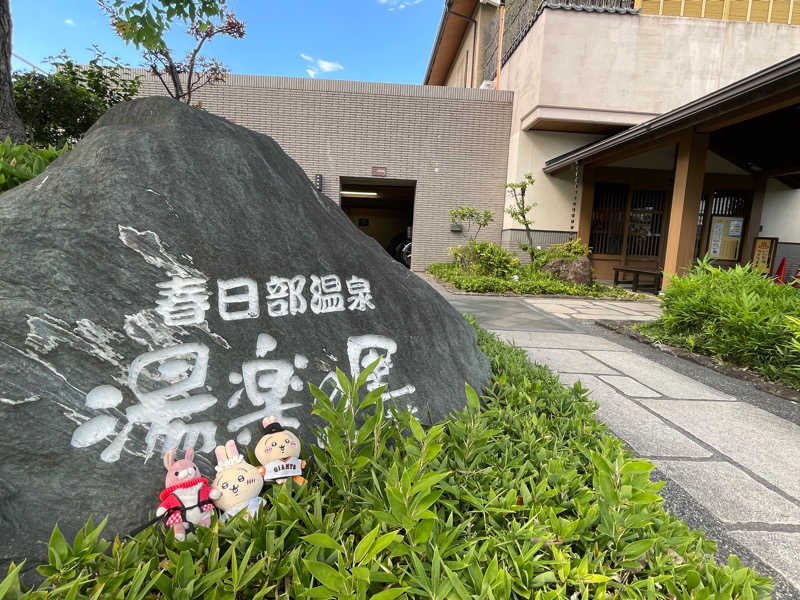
[64,18,75,25]
[381,0,423,10]
[300,54,344,78]
[317,59,343,73]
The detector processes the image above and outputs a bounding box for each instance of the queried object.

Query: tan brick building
[136,73,513,271]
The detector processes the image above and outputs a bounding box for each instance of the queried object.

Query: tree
[505,172,536,248]
[99,0,245,105]
[0,0,25,143]
[13,49,140,147]
[449,205,494,241]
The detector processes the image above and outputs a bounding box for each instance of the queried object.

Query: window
[590,183,628,255]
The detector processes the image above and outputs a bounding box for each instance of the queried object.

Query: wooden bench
[613,267,662,293]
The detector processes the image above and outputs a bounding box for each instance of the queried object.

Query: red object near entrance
[774,257,787,284]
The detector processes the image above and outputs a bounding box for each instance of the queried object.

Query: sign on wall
[708,216,744,261]
[751,237,778,274]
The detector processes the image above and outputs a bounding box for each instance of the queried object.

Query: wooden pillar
[577,166,595,245]
[663,132,708,288]
[740,174,767,265]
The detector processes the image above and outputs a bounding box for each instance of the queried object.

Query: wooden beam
[663,132,709,288]
[578,166,595,245]
[696,90,800,133]
[741,175,767,265]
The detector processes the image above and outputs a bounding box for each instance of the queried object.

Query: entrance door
[339,177,416,267]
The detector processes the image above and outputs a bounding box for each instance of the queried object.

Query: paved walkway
[424,278,800,599]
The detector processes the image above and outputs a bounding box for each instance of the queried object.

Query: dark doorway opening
[339,177,416,267]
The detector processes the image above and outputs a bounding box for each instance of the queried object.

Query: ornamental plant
[0,326,771,598]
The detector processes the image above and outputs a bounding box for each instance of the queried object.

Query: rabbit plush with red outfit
[156,446,221,540]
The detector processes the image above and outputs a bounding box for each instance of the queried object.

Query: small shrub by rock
[449,240,520,278]
[0,324,771,598]
[0,138,66,193]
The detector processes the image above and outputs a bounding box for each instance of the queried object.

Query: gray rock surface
[0,97,490,572]
[541,256,592,285]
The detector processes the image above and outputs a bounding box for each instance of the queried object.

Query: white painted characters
[225,333,304,436]
[70,343,218,463]
[154,273,376,324]
[211,440,264,520]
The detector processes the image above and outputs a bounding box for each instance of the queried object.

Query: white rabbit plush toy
[211,440,265,521]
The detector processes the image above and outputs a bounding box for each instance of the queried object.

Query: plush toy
[211,440,265,521]
[156,446,220,541]
[255,417,306,485]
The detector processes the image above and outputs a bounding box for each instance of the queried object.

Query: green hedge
[1,323,769,599]
[0,138,67,193]
[430,262,636,298]
[637,258,800,389]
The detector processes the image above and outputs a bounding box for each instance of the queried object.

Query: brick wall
[136,72,513,270]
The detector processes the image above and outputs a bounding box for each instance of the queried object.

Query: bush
[430,261,635,298]
[637,257,800,388]
[528,238,591,270]
[2,326,771,598]
[0,138,67,193]
[449,240,520,278]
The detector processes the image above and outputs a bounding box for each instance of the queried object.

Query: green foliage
[505,173,536,247]
[449,205,494,241]
[13,49,141,147]
[98,0,226,50]
[4,332,771,599]
[449,241,520,278]
[0,138,67,193]
[636,257,800,389]
[430,261,636,298]
[527,238,591,269]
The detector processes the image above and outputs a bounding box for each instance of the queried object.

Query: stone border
[424,273,659,303]
[596,320,800,403]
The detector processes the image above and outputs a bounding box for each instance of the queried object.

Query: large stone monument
[0,97,490,570]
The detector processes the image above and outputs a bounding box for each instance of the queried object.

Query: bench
[613,267,662,293]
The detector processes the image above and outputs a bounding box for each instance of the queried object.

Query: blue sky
[10,0,443,84]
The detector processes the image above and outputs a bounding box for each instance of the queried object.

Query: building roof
[424,0,480,86]
[544,53,800,176]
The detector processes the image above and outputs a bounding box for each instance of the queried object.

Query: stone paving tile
[587,351,735,400]
[729,531,800,590]
[572,312,656,321]
[490,331,629,351]
[598,375,661,397]
[640,400,800,501]
[526,349,619,374]
[656,460,800,525]
[559,374,711,457]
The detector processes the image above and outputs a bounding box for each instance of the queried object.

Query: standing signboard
[751,237,779,274]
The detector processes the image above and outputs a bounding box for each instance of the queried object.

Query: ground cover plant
[636,257,800,389]
[0,138,66,193]
[431,240,638,298]
[0,324,770,599]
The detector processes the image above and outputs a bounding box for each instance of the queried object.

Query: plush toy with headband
[211,440,265,521]
[156,446,220,541]
[254,417,306,485]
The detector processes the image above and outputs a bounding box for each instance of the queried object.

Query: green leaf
[622,538,656,559]
[369,588,408,600]
[465,383,480,413]
[302,533,343,553]
[304,560,347,593]
[583,574,612,583]
[354,525,381,564]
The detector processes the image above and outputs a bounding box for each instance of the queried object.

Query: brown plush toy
[254,417,306,485]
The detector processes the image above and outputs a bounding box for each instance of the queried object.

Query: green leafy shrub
[449,240,520,278]
[0,138,67,193]
[430,261,636,298]
[528,238,591,270]
[637,257,800,388]
[449,205,494,241]
[1,328,771,598]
